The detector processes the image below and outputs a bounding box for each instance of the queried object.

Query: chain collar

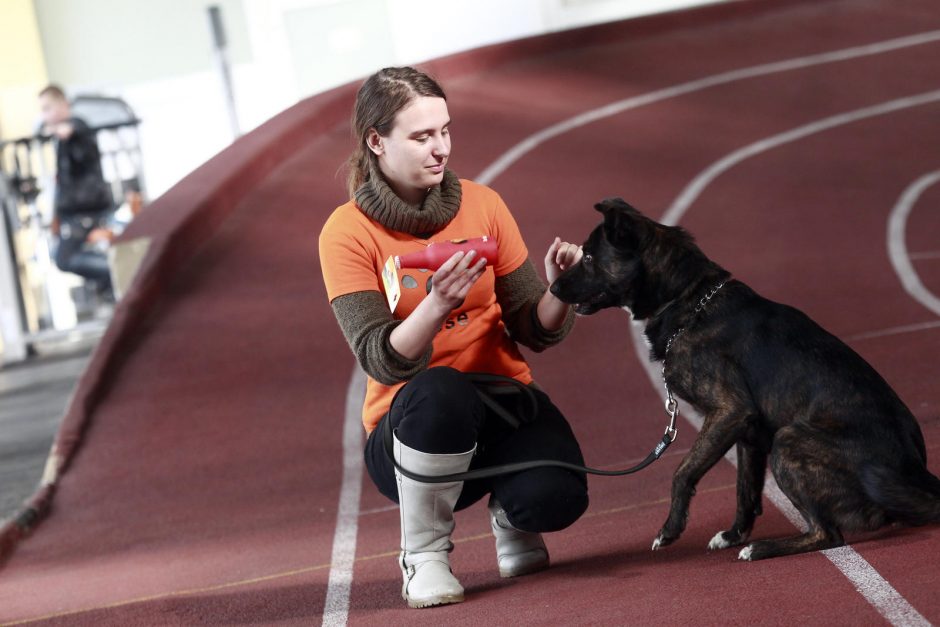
[659,280,727,441]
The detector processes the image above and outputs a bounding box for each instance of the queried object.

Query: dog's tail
[862,463,940,526]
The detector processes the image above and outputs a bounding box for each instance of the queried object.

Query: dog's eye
[583,254,593,264]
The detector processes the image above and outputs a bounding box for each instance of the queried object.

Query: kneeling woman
[319,67,588,609]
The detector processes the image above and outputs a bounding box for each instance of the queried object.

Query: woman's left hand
[545,236,583,285]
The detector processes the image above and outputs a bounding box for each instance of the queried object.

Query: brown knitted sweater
[330,170,575,385]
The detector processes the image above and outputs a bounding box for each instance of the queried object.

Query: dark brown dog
[550,198,940,560]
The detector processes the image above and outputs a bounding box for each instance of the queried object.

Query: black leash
[383,372,678,483]
[383,281,730,483]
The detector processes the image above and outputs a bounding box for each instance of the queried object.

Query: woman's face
[369,96,451,202]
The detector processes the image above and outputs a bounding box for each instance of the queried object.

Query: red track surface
[2,1,939,624]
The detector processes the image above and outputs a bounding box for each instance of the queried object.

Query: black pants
[364,367,589,533]
[54,212,112,289]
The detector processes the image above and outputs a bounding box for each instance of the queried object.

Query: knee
[500,469,588,533]
[54,246,72,271]
[393,367,483,453]
[409,366,473,398]
[402,368,482,419]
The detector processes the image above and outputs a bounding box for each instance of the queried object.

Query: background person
[38,84,113,294]
[319,67,588,609]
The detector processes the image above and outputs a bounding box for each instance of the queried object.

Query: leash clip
[665,396,678,418]
[664,425,678,442]
[664,425,678,443]
[664,395,679,442]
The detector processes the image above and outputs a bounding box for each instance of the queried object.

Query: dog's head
[550,198,699,317]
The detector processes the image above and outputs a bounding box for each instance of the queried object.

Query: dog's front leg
[708,441,767,550]
[652,410,746,551]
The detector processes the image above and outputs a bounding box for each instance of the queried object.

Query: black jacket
[53,117,112,215]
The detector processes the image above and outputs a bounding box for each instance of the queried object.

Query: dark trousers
[364,367,589,533]
[54,212,112,288]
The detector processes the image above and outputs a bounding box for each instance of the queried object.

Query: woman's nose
[431,137,449,158]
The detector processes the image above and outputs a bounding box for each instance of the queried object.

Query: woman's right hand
[428,250,488,314]
[389,250,487,361]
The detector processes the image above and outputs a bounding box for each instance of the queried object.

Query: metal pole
[207,5,241,140]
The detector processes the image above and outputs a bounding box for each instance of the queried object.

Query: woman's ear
[366,128,384,156]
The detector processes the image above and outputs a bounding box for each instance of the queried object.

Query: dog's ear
[594,198,651,250]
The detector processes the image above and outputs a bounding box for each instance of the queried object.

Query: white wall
[387,0,726,66]
[34,0,731,200]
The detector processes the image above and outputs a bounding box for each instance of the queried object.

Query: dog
[550,198,940,560]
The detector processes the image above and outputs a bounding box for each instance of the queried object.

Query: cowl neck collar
[355,169,462,237]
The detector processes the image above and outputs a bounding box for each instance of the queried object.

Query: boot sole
[406,592,465,608]
[499,557,550,578]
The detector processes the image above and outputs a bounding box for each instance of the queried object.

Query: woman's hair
[346,66,447,197]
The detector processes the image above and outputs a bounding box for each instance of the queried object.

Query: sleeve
[319,211,431,383]
[494,259,575,352]
[65,119,98,166]
[490,191,530,278]
[319,215,382,302]
[330,291,432,384]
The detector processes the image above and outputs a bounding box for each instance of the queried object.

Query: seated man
[38,84,113,294]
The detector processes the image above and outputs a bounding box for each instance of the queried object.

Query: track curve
[1,1,939,625]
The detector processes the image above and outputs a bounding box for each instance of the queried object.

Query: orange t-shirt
[319,179,534,433]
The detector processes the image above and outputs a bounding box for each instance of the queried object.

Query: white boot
[394,433,475,609]
[488,496,550,578]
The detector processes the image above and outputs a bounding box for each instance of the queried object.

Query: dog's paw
[738,545,754,561]
[708,530,748,551]
[651,531,675,551]
[708,531,733,550]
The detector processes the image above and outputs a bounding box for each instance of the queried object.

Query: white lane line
[909,251,940,261]
[661,91,940,226]
[477,28,940,186]
[847,319,940,342]
[359,504,399,517]
[825,547,934,627]
[888,171,940,318]
[321,366,367,627]
[471,29,940,627]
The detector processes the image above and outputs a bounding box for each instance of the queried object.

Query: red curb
[0,486,55,566]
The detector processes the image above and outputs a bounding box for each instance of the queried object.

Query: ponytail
[345,146,373,198]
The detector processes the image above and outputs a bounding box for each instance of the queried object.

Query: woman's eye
[415,136,429,143]
[442,128,450,136]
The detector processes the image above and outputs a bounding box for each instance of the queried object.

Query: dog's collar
[662,280,727,354]
[690,280,728,318]
[659,279,727,436]
[649,275,725,324]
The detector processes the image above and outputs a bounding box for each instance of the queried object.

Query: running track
[1,0,939,624]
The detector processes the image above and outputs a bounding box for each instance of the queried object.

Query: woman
[319,67,588,609]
